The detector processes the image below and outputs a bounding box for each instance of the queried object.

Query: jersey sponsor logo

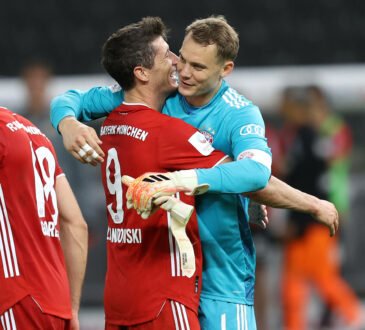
[106,226,142,244]
[222,88,250,109]
[6,120,44,136]
[188,131,214,156]
[239,124,265,137]
[237,149,272,170]
[100,125,148,141]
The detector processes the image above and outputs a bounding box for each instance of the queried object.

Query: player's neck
[124,89,165,112]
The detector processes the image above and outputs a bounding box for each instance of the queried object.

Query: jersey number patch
[31,143,59,237]
[106,148,124,224]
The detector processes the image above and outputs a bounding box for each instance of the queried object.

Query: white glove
[122,171,209,214]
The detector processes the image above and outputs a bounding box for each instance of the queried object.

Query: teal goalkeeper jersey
[50,80,272,305]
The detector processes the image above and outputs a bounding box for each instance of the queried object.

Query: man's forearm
[57,176,88,313]
[196,158,271,194]
[246,175,320,216]
[60,218,88,313]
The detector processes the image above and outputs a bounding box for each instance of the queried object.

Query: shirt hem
[200,293,254,306]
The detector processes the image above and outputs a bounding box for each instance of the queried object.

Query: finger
[141,210,151,219]
[82,143,104,164]
[89,130,105,153]
[71,150,87,164]
[133,183,151,211]
[126,199,133,210]
[153,195,170,206]
[330,224,335,237]
[82,143,93,153]
[78,149,87,158]
[122,175,135,187]
[86,133,105,160]
[83,155,98,166]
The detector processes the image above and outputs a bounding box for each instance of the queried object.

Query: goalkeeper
[51,16,339,330]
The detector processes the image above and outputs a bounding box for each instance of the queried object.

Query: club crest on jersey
[237,150,254,160]
[188,131,214,156]
[200,130,214,144]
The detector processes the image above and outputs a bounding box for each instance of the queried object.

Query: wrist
[173,170,209,195]
[308,195,321,218]
[58,116,78,135]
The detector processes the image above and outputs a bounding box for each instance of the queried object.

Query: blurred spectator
[17,60,107,306]
[278,86,363,330]
[251,122,285,330]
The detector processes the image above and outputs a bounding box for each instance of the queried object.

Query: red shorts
[105,300,200,330]
[0,295,70,330]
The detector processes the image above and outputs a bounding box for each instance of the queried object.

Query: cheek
[196,75,216,89]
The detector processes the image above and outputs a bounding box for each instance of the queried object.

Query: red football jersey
[100,103,227,325]
[0,108,71,319]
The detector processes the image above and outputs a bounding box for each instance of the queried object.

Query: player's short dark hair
[185,16,239,63]
[101,17,168,90]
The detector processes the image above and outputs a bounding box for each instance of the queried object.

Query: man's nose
[170,51,179,64]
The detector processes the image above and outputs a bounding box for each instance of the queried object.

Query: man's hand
[248,202,269,229]
[70,310,80,330]
[311,199,339,236]
[58,117,105,165]
[122,171,209,215]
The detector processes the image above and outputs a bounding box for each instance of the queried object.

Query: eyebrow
[179,51,207,69]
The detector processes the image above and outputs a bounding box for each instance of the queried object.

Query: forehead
[180,33,219,64]
[151,36,169,55]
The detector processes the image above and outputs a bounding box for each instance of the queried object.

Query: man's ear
[221,61,234,79]
[134,66,149,83]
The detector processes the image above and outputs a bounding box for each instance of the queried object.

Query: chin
[178,85,193,96]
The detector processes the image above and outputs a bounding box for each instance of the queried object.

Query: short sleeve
[0,125,7,166]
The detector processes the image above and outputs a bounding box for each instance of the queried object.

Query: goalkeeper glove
[155,196,197,277]
[154,196,194,225]
[122,170,209,214]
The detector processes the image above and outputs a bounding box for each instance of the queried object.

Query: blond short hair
[185,16,239,63]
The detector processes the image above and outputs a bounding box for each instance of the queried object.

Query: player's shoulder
[0,106,13,121]
[0,107,24,129]
[217,89,262,129]
[219,84,260,115]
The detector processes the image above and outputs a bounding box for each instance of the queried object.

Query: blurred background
[1,1,364,329]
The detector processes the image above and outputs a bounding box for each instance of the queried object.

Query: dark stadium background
[1,0,365,75]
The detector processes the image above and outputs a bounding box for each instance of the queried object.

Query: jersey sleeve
[50,85,124,132]
[157,117,227,171]
[196,104,272,193]
[0,125,7,166]
[47,139,64,178]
